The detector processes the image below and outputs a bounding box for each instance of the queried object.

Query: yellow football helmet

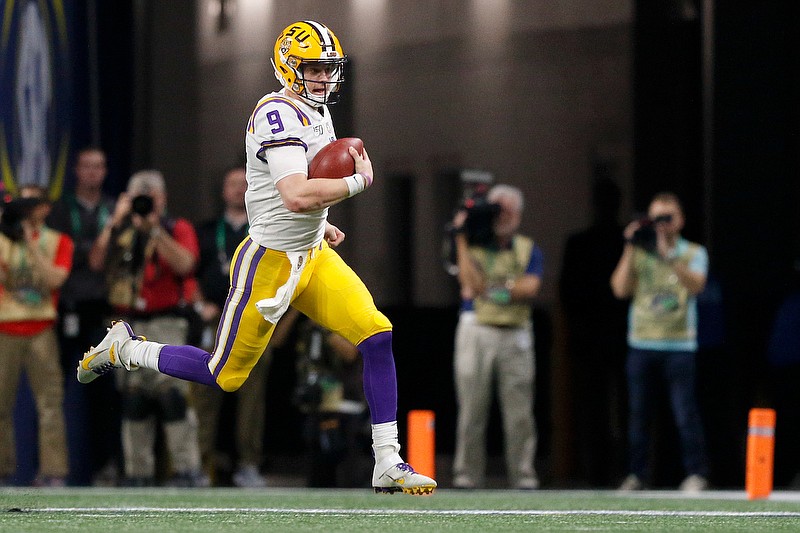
[272,20,347,107]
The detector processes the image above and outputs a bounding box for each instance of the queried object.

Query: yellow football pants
[208,237,392,391]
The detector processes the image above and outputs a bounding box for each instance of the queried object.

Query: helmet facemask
[272,21,348,108]
[292,58,346,107]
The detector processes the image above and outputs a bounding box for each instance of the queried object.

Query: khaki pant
[452,312,537,487]
[121,407,200,479]
[191,346,270,472]
[0,327,68,478]
[118,316,201,479]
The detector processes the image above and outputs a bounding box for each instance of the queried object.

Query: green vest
[470,235,534,327]
[630,243,700,342]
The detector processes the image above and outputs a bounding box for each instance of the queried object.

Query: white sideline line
[25,508,800,517]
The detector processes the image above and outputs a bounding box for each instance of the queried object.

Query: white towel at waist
[255,250,307,324]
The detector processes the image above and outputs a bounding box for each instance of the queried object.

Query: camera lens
[131,194,154,216]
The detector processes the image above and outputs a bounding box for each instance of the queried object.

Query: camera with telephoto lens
[462,195,501,247]
[0,197,42,242]
[131,194,154,216]
[442,169,498,275]
[629,214,673,253]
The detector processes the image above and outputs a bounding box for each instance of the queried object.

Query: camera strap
[6,229,55,306]
[216,217,248,274]
[68,195,110,236]
[13,229,49,270]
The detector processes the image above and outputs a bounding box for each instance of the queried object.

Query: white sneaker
[233,464,267,488]
[618,474,644,491]
[77,320,141,384]
[679,474,708,493]
[452,474,476,489]
[516,476,540,490]
[373,462,437,495]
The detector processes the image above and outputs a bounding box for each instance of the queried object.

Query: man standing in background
[450,184,543,490]
[0,186,73,486]
[191,166,269,487]
[611,191,709,493]
[47,146,121,484]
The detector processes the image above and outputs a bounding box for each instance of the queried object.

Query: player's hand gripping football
[350,146,373,189]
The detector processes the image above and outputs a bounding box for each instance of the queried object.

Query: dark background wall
[631,0,800,487]
[710,1,800,487]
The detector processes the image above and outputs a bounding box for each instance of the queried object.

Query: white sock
[371,421,401,463]
[127,339,165,371]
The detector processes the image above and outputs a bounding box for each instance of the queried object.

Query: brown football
[308,137,363,179]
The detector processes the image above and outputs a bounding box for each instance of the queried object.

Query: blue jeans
[626,347,708,480]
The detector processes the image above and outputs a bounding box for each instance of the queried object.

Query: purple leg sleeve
[359,331,398,424]
[157,345,220,389]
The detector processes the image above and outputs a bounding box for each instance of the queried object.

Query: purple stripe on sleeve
[256,138,309,163]
[251,97,311,128]
[247,111,256,133]
[261,138,308,150]
[272,97,311,125]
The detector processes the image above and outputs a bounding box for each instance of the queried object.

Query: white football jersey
[244,89,337,251]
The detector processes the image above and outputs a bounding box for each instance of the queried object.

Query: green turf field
[2,488,799,532]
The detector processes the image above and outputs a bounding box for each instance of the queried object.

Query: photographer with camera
[611,191,709,492]
[450,184,543,490]
[88,170,206,486]
[0,185,73,486]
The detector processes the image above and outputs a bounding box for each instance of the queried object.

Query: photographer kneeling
[450,184,543,490]
[611,191,709,492]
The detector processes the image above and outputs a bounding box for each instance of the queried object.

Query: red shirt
[123,218,199,314]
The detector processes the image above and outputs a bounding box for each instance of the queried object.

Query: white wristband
[344,173,369,197]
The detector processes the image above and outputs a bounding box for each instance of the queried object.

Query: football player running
[78,20,436,495]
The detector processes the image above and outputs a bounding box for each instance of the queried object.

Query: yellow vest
[630,243,700,342]
[470,236,534,327]
[0,228,61,322]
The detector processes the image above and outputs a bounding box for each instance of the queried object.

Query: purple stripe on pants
[212,242,266,379]
[213,238,253,351]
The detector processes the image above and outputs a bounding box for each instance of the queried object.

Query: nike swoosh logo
[81,353,99,370]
